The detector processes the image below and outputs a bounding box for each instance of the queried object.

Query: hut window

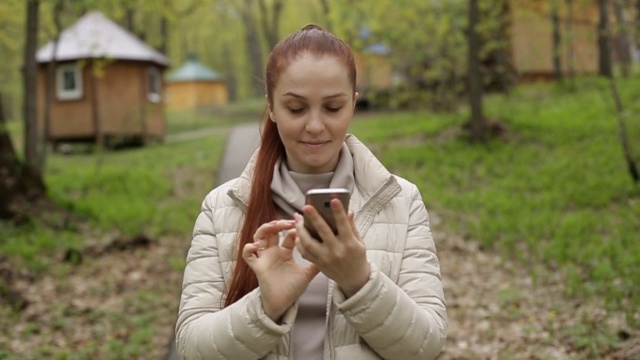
[56,64,83,101]
[147,67,162,103]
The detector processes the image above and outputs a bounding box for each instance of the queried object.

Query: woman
[176,24,447,360]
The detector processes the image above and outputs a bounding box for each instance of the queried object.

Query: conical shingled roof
[36,11,169,67]
[167,54,223,82]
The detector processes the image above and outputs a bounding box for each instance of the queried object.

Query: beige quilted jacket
[176,135,447,359]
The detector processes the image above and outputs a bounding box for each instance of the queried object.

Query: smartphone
[304,188,350,241]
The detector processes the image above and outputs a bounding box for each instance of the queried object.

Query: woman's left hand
[294,198,370,298]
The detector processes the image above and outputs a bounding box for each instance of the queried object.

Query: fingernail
[293,213,302,221]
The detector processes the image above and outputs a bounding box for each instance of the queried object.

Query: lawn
[351,76,640,326]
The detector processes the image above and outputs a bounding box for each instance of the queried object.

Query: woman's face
[269,52,358,174]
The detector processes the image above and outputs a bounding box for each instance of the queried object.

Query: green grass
[351,76,640,325]
[1,133,227,271]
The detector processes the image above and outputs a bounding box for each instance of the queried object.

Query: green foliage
[351,76,640,324]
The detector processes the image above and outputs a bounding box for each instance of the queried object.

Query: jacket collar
[227,134,401,230]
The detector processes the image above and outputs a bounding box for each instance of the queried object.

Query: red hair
[225,24,357,307]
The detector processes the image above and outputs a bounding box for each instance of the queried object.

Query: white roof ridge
[36,11,169,66]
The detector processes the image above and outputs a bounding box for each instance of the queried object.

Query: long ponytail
[224,117,283,307]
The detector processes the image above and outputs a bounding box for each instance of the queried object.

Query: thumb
[281,229,297,249]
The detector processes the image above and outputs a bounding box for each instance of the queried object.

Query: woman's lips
[302,141,329,148]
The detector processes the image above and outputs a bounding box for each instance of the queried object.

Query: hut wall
[511,2,599,77]
[354,51,392,92]
[166,81,228,110]
[37,60,165,143]
[37,63,95,140]
[97,61,165,140]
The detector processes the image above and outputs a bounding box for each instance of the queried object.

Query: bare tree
[258,0,285,51]
[44,0,65,164]
[467,0,485,141]
[234,0,265,97]
[612,0,634,78]
[1,0,46,218]
[637,0,640,47]
[23,0,41,175]
[0,113,22,219]
[552,0,563,81]
[608,77,639,183]
[598,0,613,78]
[566,0,576,81]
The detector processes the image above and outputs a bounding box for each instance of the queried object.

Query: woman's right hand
[242,219,320,321]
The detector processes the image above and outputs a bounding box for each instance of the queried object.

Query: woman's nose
[305,111,324,134]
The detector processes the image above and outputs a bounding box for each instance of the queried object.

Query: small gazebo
[165,54,228,110]
[36,11,170,146]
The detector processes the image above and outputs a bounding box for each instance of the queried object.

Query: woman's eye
[288,107,304,114]
[326,106,342,113]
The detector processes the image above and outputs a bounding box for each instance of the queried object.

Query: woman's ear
[353,92,360,109]
[266,95,276,122]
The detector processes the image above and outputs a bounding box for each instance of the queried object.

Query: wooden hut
[36,11,170,147]
[165,54,228,110]
[355,43,393,95]
[509,1,601,80]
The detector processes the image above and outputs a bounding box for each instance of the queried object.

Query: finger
[281,229,297,249]
[242,242,259,265]
[303,205,337,245]
[345,209,364,244]
[330,198,352,239]
[294,213,325,253]
[254,220,296,247]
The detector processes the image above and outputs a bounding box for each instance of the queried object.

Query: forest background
[1,0,640,359]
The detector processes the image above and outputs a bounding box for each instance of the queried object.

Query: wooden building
[36,11,170,147]
[510,1,601,80]
[165,54,228,110]
[354,43,393,96]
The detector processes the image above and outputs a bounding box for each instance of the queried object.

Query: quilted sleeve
[335,183,447,359]
[175,191,297,360]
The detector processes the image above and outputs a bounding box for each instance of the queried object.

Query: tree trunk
[23,0,41,176]
[613,0,634,78]
[609,76,639,183]
[239,0,265,97]
[222,43,238,103]
[125,6,135,33]
[159,0,170,55]
[636,0,640,47]
[159,16,169,55]
[552,0,563,81]
[0,114,21,219]
[467,0,485,141]
[0,98,44,220]
[258,0,284,51]
[566,0,576,81]
[598,0,613,78]
[43,0,64,165]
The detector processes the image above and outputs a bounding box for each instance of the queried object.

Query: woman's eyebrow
[282,92,348,100]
